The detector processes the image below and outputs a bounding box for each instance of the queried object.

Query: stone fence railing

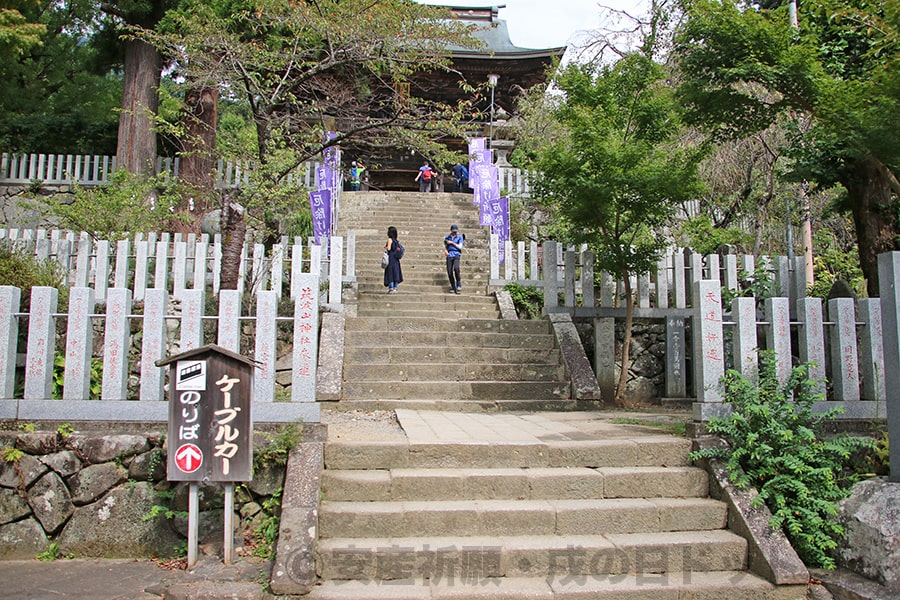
[0,152,532,196]
[491,239,897,423]
[0,229,364,425]
[0,228,354,304]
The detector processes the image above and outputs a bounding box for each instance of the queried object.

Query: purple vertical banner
[468,138,486,190]
[316,165,330,191]
[488,196,510,264]
[477,165,500,226]
[309,189,332,246]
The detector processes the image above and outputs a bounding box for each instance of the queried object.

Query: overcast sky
[420,1,649,49]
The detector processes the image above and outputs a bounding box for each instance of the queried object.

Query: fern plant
[691,351,875,569]
[502,282,543,319]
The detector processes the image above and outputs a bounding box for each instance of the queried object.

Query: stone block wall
[0,428,287,560]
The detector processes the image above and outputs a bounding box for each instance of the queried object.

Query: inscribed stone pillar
[582,251,595,308]
[292,274,319,402]
[857,299,886,402]
[693,280,726,420]
[173,241,188,300]
[328,236,343,305]
[665,316,687,398]
[180,289,204,352]
[102,288,132,401]
[764,297,791,386]
[543,241,559,311]
[829,297,860,402]
[673,251,687,308]
[139,288,168,401]
[24,286,57,399]
[254,291,277,402]
[876,251,900,481]
[732,297,758,380]
[63,287,95,400]
[796,297,826,397]
[271,243,284,299]
[218,289,241,352]
[0,286,21,399]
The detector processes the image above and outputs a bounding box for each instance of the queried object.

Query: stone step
[343,363,564,383]
[315,530,747,580]
[354,293,498,309]
[322,466,708,502]
[345,317,552,335]
[340,380,569,402]
[318,497,728,539]
[343,346,560,365]
[304,571,801,600]
[344,330,554,349]
[323,437,693,470]
[322,398,591,413]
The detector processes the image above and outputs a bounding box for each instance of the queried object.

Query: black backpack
[395,241,405,260]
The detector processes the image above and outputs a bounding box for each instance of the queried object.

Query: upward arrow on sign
[174,444,203,473]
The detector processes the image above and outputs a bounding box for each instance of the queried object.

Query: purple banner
[316,165,331,191]
[309,189,332,246]
[468,138,487,190]
[487,196,510,263]
[475,164,500,225]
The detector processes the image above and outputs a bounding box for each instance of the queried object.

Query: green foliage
[249,489,282,560]
[142,490,187,523]
[17,422,35,434]
[674,215,753,257]
[33,170,184,242]
[807,229,866,299]
[691,352,875,568]
[255,422,303,470]
[36,541,70,562]
[56,423,74,438]
[0,245,68,310]
[1,446,24,463]
[721,268,777,308]
[503,282,544,320]
[518,52,705,285]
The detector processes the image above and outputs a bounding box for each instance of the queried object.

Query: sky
[420,0,649,50]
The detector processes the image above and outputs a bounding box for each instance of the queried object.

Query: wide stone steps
[305,571,793,600]
[321,466,708,502]
[340,381,569,402]
[343,346,561,366]
[323,437,693,470]
[344,363,563,382]
[319,497,727,539]
[316,530,747,579]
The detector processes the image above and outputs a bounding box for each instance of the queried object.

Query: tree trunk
[177,84,219,233]
[116,38,161,175]
[614,273,634,406]
[845,155,899,297]
[220,200,246,290]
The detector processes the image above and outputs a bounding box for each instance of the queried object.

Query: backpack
[395,241,405,260]
[422,167,432,180]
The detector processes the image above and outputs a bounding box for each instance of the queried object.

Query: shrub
[503,282,543,319]
[0,246,68,310]
[690,351,875,569]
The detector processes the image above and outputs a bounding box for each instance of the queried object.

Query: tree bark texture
[220,201,246,291]
[845,155,899,297]
[177,84,219,233]
[116,38,161,175]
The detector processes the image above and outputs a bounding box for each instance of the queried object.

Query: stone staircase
[306,411,802,599]
[336,191,573,411]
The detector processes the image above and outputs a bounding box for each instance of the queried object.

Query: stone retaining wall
[0,427,290,560]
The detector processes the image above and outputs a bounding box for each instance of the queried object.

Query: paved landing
[396,409,689,444]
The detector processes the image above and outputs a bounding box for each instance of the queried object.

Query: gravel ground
[320,408,407,441]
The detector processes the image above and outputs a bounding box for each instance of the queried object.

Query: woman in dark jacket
[384,226,403,293]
